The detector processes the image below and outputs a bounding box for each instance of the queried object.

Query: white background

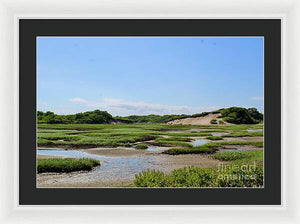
[0,0,299,223]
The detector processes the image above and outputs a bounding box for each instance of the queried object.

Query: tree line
[37,107,263,124]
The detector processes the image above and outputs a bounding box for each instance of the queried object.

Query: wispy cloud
[250,96,264,101]
[69,98,89,104]
[69,97,219,116]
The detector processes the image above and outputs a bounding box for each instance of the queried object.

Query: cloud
[69,97,219,116]
[69,98,89,104]
[250,97,264,101]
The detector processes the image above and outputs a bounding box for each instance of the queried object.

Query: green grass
[204,141,264,148]
[163,146,215,155]
[134,150,263,187]
[218,120,225,125]
[212,151,250,161]
[135,143,148,150]
[37,123,263,148]
[153,139,193,148]
[164,132,212,137]
[37,158,100,173]
[222,131,263,138]
[155,136,192,142]
[163,141,263,155]
[212,150,262,161]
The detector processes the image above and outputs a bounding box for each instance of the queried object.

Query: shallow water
[248,129,263,133]
[37,148,221,187]
[193,139,208,146]
[37,149,156,181]
[146,146,161,152]
[220,148,247,152]
[38,149,101,159]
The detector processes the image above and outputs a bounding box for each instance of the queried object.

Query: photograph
[36,36,264,188]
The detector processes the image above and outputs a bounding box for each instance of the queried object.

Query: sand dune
[167,113,228,125]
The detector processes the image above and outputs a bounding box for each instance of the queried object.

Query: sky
[37,37,264,116]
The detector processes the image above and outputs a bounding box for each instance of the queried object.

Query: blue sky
[37,37,263,116]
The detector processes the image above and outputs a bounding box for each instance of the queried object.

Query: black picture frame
[19,19,281,205]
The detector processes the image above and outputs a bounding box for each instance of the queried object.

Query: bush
[38,107,263,124]
[218,107,263,124]
[134,164,263,188]
[218,120,225,125]
[37,158,100,173]
[134,151,264,187]
[210,119,217,124]
[136,143,148,150]
[134,170,170,187]
[37,110,113,124]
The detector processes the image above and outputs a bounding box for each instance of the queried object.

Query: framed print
[19,19,281,205]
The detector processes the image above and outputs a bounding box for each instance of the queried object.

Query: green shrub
[134,150,264,187]
[136,143,148,150]
[210,119,217,124]
[38,107,263,125]
[134,164,263,188]
[218,107,263,124]
[134,170,170,187]
[37,158,100,173]
[216,161,264,187]
[218,120,225,125]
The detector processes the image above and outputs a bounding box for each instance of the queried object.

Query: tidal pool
[146,146,161,152]
[212,133,223,136]
[37,149,156,181]
[193,139,208,146]
[220,148,248,152]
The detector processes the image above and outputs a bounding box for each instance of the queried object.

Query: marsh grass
[37,124,263,148]
[37,158,100,173]
[135,143,148,150]
[164,141,263,155]
[163,146,215,155]
[156,136,192,142]
[212,151,250,161]
[222,131,263,138]
[134,150,263,187]
[212,150,262,161]
[153,139,193,148]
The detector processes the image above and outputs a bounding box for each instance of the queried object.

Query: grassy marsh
[37,123,263,149]
[37,158,100,173]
